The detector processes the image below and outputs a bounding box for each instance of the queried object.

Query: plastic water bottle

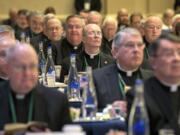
[38,42,46,85]
[67,54,81,101]
[82,66,97,119]
[128,79,149,135]
[45,47,55,87]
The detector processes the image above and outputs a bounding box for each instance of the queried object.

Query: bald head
[144,16,163,27]
[117,8,129,26]
[45,17,63,41]
[6,43,39,94]
[87,11,102,26]
[144,16,163,43]
[7,43,38,63]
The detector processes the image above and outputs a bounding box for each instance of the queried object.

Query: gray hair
[144,15,162,28]
[0,25,15,38]
[29,11,44,20]
[43,13,56,28]
[82,23,101,37]
[112,27,142,48]
[102,16,118,28]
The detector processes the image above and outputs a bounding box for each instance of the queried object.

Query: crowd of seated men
[0,6,180,135]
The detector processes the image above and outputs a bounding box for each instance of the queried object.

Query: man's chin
[19,84,36,94]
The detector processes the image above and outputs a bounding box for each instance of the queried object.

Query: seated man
[0,25,16,82]
[101,16,118,56]
[60,23,114,82]
[0,43,71,131]
[52,15,84,65]
[139,34,180,135]
[93,28,152,110]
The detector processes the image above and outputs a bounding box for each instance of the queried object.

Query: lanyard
[84,55,101,69]
[118,74,126,100]
[9,91,34,123]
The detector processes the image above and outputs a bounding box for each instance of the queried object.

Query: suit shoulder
[37,84,67,101]
[93,63,115,77]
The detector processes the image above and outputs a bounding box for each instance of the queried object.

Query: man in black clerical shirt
[101,16,118,56]
[143,15,163,60]
[127,34,180,135]
[0,43,71,131]
[0,25,16,82]
[93,28,152,110]
[60,23,114,82]
[52,15,84,65]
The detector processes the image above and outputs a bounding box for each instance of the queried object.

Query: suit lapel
[105,64,123,100]
[151,79,174,123]
[0,82,12,128]
[75,52,84,71]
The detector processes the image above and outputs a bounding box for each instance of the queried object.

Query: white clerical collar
[85,51,100,59]
[0,76,8,80]
[73,46,78,50]
[117,63,138,77]
[160,80,179,92]
[15,94,25,100]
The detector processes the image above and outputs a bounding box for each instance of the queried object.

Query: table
[74,119,126,135]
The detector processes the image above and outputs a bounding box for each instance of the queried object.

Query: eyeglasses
[67,24,82,29]
[86,31,102,37]
[146,25,162,30]
[48,27,61,32]
[123,42,144,49]
[13,64,38,72]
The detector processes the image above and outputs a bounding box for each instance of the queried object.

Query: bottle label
[84,104,96,118]
[46,71,55,87]
[69,81,81,101]
[133,119,146,135]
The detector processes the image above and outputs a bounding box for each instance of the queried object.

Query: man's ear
[111,47,118,59]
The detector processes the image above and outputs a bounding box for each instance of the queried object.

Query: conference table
[74,118,126,135]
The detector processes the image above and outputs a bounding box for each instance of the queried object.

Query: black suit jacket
[0,82,72,131]
[30,33,49,56]
[126,77,180,135]
[144,77,180,135]
[60,51,114,82]
[100,36,113,56]
[93,63,152,110]
[52,38,83,65]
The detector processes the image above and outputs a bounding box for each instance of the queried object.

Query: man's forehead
[68,17,81,23]
[159,40,180,49]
